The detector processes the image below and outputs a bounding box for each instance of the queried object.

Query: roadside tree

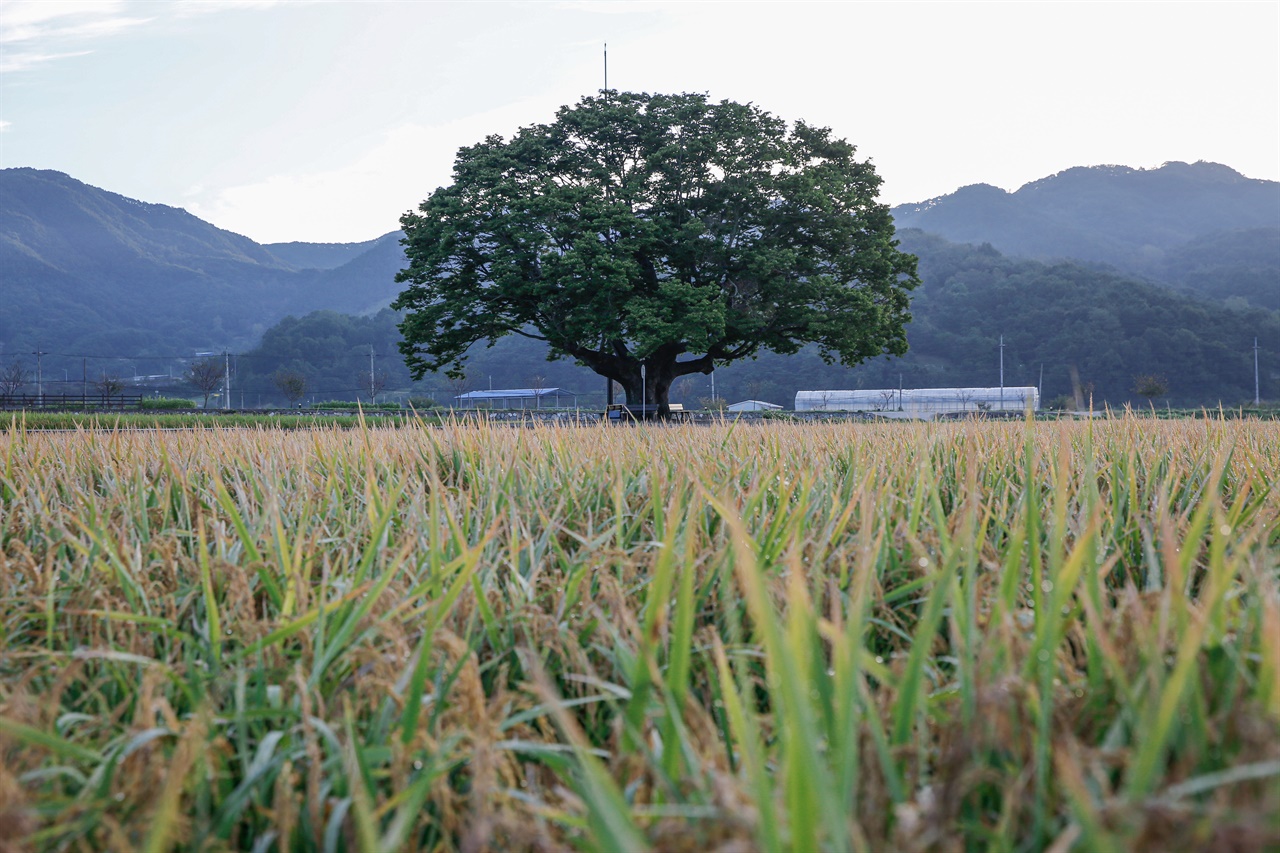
[0,360,29,399]
[444,372,473,409]
[1132,373,1170,405]
[95,373,125,402]
[273,370,308,407]
[364,369,389,404]
[186,357,226,408]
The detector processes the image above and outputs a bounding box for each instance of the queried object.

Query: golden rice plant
[0,414,1277,851]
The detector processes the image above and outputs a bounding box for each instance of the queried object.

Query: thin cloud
[551,1,667,14]
[171,1,300,18]
[0,1,153,75]
[0,50,93,74]
[0,0,303,74]
[0,1,124,34]
[0,1,146,43]
[0,121,11,132]
[0,1,152,77]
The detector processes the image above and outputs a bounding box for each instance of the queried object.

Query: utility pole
[369,345,376,403]
[711,369,716,402]
[1255,337,1261,406]
[604,45,613,411]
[31,348,46,406]
[224,351,231,411]
[999,335,1005,410]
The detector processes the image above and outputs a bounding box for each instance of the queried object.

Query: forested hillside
[230,309,603,407]
[891,161,1279,308]
[2,165,1275,408]
[1158,227,1280,311]
[0,169,401,366]
[0,169,297,355]
[262,237,384,271]
[224,233,1277,409]
[695,231,1279,408]
[305,232,407,315]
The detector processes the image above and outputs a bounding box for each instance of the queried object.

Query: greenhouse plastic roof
[455,388,565,400]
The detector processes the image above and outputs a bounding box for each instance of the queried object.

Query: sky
[2,0,1277,245]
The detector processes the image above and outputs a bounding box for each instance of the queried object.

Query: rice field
[0,416,1277,852]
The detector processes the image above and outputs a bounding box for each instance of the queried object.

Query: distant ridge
[1,162,1275,405]
[0,168,288,273]
[0,168,403,356]
[264,237,385,271]
[891,161,1280,287]
[307,231,408,315]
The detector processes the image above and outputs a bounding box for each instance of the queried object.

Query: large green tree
[393,91,919,414]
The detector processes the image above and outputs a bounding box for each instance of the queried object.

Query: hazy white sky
[2,0,1277,244]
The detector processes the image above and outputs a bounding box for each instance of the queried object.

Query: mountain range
[0,168,407,357]
[890,161,1279,309]
[0,161,1276,405]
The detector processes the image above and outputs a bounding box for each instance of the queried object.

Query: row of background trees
[3,231,1276,410]
[0,360,127,401]
[2,239,1275,410]
[0,351,353,409]
[221,232,1273,411]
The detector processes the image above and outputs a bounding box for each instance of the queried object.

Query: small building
[454,388,578,409]
[727,399,783,412]
[795,386,1039,419]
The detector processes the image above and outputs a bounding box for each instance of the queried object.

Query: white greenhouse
[454,388,578,409]
[795,386,1039,419]
[727,399,783,412]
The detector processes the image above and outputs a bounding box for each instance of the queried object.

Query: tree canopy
[393,91,919,412]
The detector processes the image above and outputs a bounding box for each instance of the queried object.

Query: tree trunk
[580,344,713,419]
[614,361,686,418]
